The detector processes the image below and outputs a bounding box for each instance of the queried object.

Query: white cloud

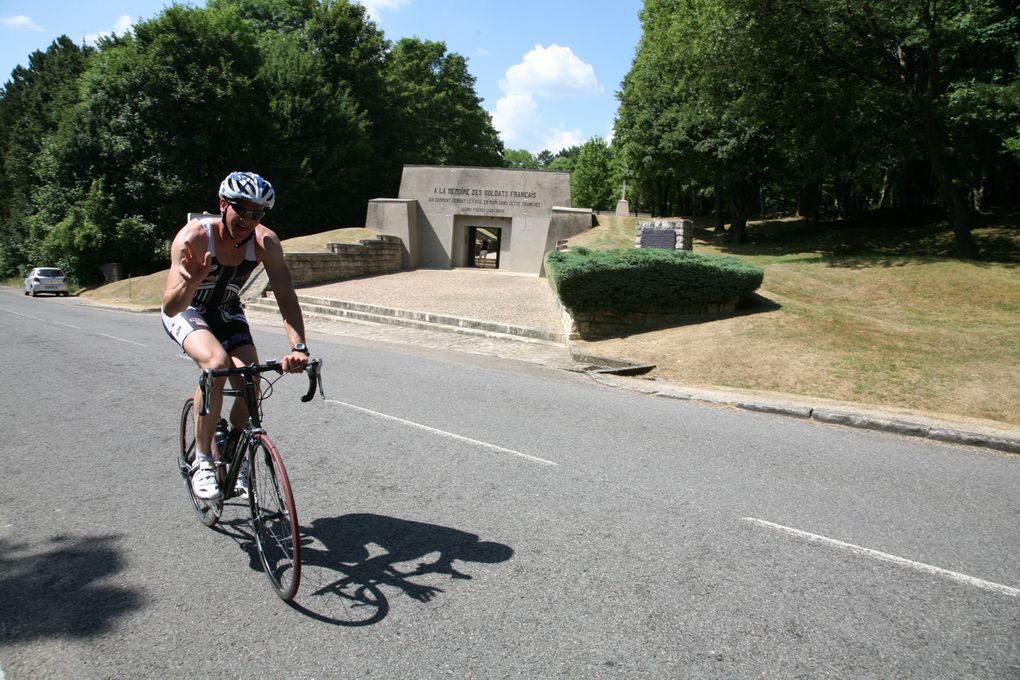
[499,44,602,98]
[84,15,134,45]
[2,15,44,31]
[358,0,411,22]
[492,44,603,154]
[543,128,585,154]
[492,92,544,151]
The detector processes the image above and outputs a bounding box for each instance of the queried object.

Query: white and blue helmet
[219,171,276,209]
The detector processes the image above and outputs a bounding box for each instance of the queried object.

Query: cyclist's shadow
[239,513,513,626]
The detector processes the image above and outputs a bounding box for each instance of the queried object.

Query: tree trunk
[728,211,750,243]
[917,105,979,259]
[727,181,753,243]
[877,170,892,209]
[714,180,726,232]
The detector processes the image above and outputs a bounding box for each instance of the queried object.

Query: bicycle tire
[179,397,223,527]
[248,435,301,600]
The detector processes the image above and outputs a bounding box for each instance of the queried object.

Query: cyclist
[162,171,309,500]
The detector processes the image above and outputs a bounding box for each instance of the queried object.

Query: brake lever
[301,358,324,402]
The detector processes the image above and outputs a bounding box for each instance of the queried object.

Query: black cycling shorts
[161,305,254,353]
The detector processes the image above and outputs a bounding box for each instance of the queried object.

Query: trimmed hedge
[545,247,764,314]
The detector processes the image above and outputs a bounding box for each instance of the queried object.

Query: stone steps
[245,293,567,346]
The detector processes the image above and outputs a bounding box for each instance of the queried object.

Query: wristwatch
[291,343,309,355]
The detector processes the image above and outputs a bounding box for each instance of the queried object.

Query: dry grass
[571,213,1020,426]
[76,227,376,309]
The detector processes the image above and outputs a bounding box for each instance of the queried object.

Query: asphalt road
[1,288,1018,679]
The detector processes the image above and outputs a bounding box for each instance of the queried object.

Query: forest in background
[0,0,504,283]
[1,0,1017,284]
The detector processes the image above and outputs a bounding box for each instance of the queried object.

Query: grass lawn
[571,212,1020,426]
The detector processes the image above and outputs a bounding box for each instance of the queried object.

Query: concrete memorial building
[365,165,593,276]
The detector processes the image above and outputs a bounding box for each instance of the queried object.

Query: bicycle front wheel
[179,397,222,527]
[248,435,301,601]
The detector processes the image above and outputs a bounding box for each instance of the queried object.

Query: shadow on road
[291,513,514,626]
[0,534,143,643]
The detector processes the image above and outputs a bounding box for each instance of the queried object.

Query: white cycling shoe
[234,468,250,499]
[190,460,222,500]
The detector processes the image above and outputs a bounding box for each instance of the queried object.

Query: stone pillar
[615,199,630,216]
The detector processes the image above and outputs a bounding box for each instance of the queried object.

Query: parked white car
[24,267,69,297]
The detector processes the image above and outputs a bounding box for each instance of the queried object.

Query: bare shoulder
[254,224,284,260]
[173,219,211,248]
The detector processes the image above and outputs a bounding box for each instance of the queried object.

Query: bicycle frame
[198,358,323,501]
[180,357,323,600]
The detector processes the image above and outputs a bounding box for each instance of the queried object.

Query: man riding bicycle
[162,171,309,501]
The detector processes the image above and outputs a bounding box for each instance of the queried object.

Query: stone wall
[284,234,402,287]
[635,218,694,251]
[565,298,738,340]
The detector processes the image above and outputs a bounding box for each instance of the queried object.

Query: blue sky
[1,0,644,154]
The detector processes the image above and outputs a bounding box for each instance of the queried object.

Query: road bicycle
[177,357,324,601]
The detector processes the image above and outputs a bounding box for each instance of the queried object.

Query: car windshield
[37,268,64,277]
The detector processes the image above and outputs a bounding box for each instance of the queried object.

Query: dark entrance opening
[467,226,501,269]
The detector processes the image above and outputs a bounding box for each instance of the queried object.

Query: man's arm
[258,228,308,372]
[162,222,211,316]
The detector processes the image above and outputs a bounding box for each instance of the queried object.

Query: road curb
[71,291,1020,456]
[587,373,1020,455]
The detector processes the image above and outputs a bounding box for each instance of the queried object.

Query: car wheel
[30,288,38,297]
[24,289,29,295]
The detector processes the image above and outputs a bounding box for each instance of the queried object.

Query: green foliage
[545,247,764,314]
[0,0,503,281]
[31,208,106,281]
[0,37,92,275]
[503,148,540,169]
[570,137,619,211]
[385,38,503,168]
[615,0,1020,256]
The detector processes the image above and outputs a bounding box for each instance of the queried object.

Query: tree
[256,29,373,230]
[384,38,503,168]
[616,0,775,240]
[547,145,581,172]
[0,37,92,276]
[571,137,618,211]
[739,0,1020,257]
[29,4,268,281]
[503,149,539,168]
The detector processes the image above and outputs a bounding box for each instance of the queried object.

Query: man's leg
[226,343,259,498]
[226,343,259,430]
[182,329,232,499]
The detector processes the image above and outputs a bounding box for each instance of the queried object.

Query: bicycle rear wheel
[179,397,223,527]
[248,435,301,600]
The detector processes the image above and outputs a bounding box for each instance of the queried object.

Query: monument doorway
[467,226,502,269]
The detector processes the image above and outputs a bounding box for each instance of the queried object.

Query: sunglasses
[228,202,266,222]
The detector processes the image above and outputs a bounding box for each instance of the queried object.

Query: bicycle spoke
[249,436,300,600]
[179,397,222,527]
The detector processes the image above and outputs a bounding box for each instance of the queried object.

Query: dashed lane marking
[743,516,1019,598]
[326,398,558,467]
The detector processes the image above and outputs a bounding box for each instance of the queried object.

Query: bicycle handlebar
[198,358,324,416]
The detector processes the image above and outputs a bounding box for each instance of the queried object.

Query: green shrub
[546,248,764,314]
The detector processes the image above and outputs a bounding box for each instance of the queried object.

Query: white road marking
[326,399,558,467]
[3,306,146,345]
[1,307,80,328]
[743,517,1019,598]
[97,333,147,347]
